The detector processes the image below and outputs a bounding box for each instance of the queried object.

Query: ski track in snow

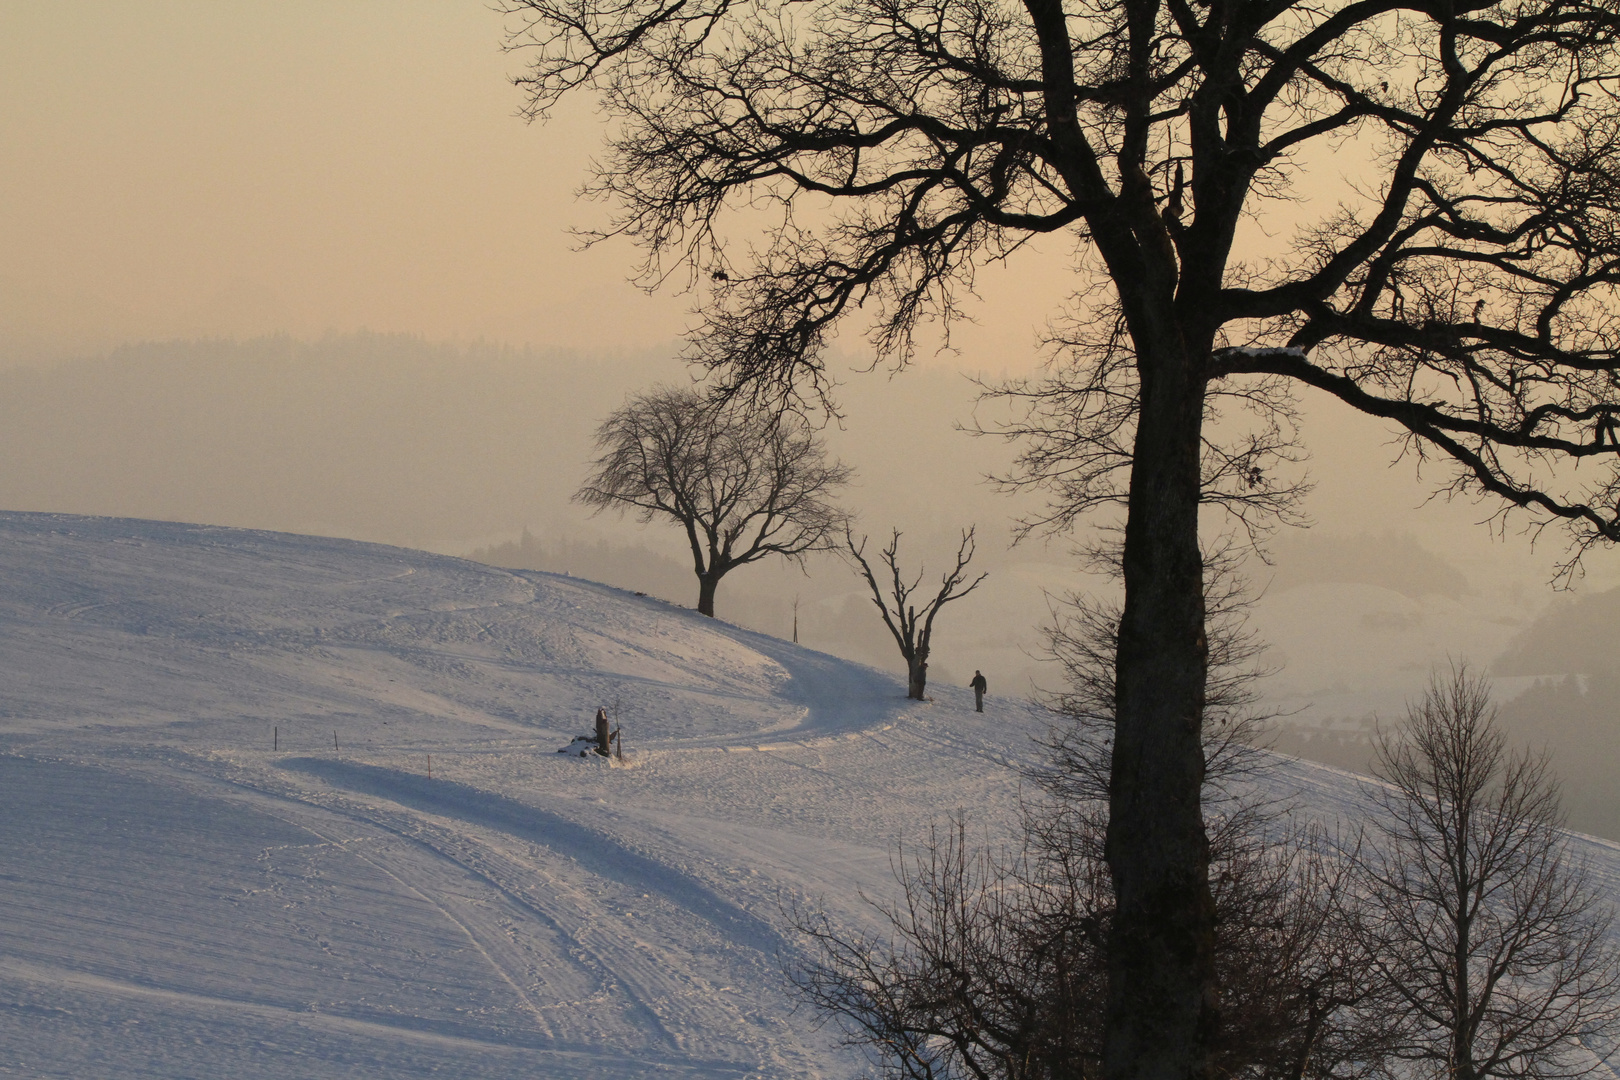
[4,510,1619,1079]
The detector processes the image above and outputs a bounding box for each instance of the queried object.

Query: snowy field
[3,511,1619,1079]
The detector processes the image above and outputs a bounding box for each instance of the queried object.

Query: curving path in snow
[11,513,1612,1080]
[0,513,1048,1078]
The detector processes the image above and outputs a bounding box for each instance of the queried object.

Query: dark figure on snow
[969,671,987,713]
[595,707,612,757]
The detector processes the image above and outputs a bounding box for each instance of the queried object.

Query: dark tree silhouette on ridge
[503,0,1620,1076]
[576,386,852,616]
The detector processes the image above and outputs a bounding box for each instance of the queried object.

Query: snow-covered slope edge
[0,512,1053,1079]
[5,513,1618,1080]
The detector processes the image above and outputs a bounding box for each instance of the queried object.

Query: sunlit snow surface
[3,511,1618,1079]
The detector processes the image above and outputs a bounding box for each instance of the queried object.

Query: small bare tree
[1351,666,1620,1080]
[846,526,986,700]
[576,386,852,617]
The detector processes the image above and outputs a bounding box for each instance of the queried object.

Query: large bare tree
[502,0,1620,1075]
[1350,667,1620,1080]
[576,386,852,616]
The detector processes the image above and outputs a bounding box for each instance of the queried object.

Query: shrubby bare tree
[576,386,852,616]
[846,526,987,700]
[791,809,1397,1080]
[1037,541,1274,808]
[1350,667,1620,1080]
[790,561,1397,1080]
[793,819,1393,1080]
[790,816,1108,1080]
[502,0,1620,1068]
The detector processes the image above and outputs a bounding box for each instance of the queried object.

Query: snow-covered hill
[0,513,1050,1078]
[3,512,1618,1079]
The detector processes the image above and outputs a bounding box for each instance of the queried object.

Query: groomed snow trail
[0,513,1051,1078]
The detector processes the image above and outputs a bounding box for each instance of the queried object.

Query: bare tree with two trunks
[846,525,987,700]
[503,0,1620,1075]
[576,386,852,616]
[1350,667,1620,1080]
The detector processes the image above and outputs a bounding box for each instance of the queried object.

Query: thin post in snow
[610,696,626,761]
[334,730,338,752]
[273,726,277,752]
[427,754,432,779]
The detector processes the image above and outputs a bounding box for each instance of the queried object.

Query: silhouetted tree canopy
[576,386,852,615]
[504,0,1620,1074]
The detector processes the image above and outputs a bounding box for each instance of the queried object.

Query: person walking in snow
[969,670,987,712]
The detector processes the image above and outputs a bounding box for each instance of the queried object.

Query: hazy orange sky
[4,1,1615,598]
[9,2,1620,727]
[0,2,1070,366]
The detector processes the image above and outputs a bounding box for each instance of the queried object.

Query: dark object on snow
[593,707,623,758]
[970,670,987,712]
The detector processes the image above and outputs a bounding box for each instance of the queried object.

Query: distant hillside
[1266,676,1620,842]
[1494,586,1620,676]
[465,529,910,680]
[0,333,669,551]
[1266,531,1470,600]
[1266,717,1378,778]
[1495,675,1620,840]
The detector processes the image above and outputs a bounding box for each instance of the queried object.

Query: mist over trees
[1264,534,1471,603]
[0,332,1023,554]
[1496,677,1620,843]
[1267,577,1620,841]
[0,333,679,550]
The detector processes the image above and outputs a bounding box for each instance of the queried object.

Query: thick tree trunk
[1103,336,1215,1080]
[907,654,927,700]
[696,572,720,617]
